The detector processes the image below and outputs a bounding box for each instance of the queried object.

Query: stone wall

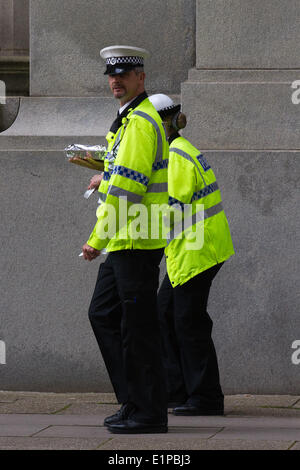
[0,0,299,393]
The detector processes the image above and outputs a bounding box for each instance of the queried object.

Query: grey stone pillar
[181,0,300,393]
[0,0,29,128]
[0,0,29,56]
[0,0,14,56]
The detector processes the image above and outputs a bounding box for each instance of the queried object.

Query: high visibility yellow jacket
[165,135,235,287]
[87,97,169,252]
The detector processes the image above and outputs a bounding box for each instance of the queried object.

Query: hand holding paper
[65,144,107,161]
[65,144,106,172]
[88,174,103,190]
[81,243,101,261]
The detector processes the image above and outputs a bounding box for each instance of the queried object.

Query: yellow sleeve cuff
[87,223,108,251]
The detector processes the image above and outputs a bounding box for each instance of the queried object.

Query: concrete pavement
[0,391,300,450]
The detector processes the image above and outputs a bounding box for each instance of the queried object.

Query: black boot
[104,403,135,426]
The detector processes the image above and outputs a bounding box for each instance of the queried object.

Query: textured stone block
[200,151,300,394]
[0,97,117,148]
[0,150,110,391]
[182,70,300,149]
[30,0,195,96]
[196,0,300,68]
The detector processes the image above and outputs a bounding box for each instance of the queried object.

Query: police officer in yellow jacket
[149,94,235,416]
[82,48,169,434]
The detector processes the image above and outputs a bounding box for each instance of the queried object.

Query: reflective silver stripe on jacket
[98,192,107,203]
[167,202,223,243]
[147,182,168,193]
[107,185,143,204]
[111,129,122,153]
[169,147,194,164]
[132,110,163,163]
[169,147,208,189]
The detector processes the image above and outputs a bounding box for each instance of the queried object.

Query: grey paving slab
[167,427,222,438]
[0,391,117,404]
[33,425,112,439]
[33,425,222,440]
[227,407,300,418]
[108,393,300,418]
[290,442,300,450]
[225,394,300,408]
[0,424,48,437]
[58,403,119,415]
[0,413,106,426]
[213,426,300,442]
[168,415,234,428]
[3,413,300,433]
[100,437,294,451]
[0,436,108,450]
[168,414,300,429]
[0,400,73,414]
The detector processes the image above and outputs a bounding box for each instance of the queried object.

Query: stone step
[181,69,300,150]
[0,95,181,150]
[0,97,117,150]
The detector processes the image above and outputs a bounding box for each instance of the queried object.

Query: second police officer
[149,94,235,417]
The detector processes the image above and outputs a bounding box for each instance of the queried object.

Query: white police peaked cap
[100,45,149,75]
[149,94,181,118]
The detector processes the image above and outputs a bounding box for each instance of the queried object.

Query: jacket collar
[168,132,181,146]
[110,91,148,133]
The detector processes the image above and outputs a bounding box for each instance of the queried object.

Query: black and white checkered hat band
[106,56,144,66]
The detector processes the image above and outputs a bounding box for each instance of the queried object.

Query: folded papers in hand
[65,144,106,161]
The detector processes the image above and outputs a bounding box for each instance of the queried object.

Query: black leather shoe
[107,418,168,434]
[103,403,135,426]
[173,403,224,416]
[168,401,185,408]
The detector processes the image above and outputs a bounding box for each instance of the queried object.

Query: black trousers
[157,263,224,407]
[88,249,167,423]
